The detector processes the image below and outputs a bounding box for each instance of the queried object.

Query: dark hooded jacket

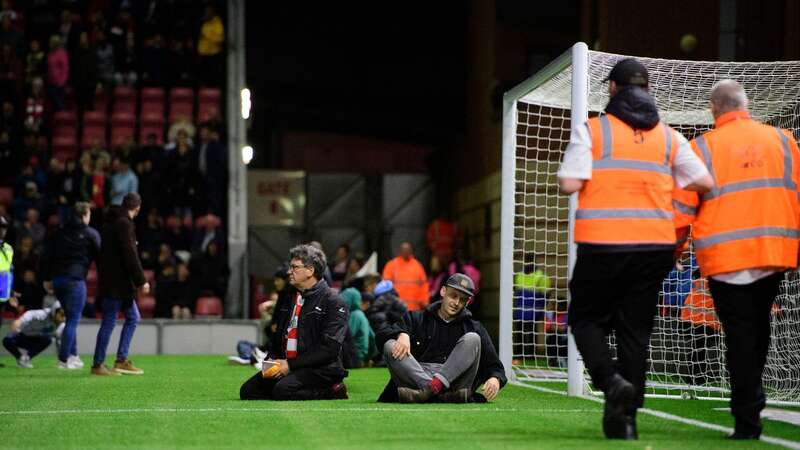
[604,85,660,130]
[376,301,507,402]
[268,279,349,382]
[42,213,101,281]
[97,205,146,300]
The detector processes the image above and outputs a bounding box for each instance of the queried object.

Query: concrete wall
[0,320,260,358]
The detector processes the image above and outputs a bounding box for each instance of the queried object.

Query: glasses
[289,264,309,272]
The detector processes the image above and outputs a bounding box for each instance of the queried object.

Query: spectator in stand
[0,130,12,182]
[0,14,22,57]
[197,4,224,86]
[137,209,165,270]
[12,181,43,223]
[141,33,165,86]
[76,157,94,204]
[94,29,114,89]
[189,240,228,299]
[92,193,148,376]
[329,244,350,290]
[196,122,225,214]
[342,287,376,367]
[164,130,197,218]
[85,138,111,164]
[135,158,159,216]
[12,235,38,284]
[90,155,110,222]
[0,102,18,142]
[164,215,191,252]
[23,76,45,133]
[58,10,80,54]
[0,0,18,24]
[44,158,71,221]
[16,208,45,248]
[71,31,96,113]
[0,43,22,103]
[2,302,64,369]
[171,261,193,319]
[166,121,195,150]
[138,133,164,170]
[382,242,429,312]
[343,252,364,287]
[109,157,139,206]
[41,202,100,370]
[153,243,177,318]
[46,35,69,112]
[114,31,137,86]
[24,40,45,86]
[192,213,221,253]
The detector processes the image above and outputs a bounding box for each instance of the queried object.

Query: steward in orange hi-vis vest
[557,58,712,441]
[691,110,800,278]
[575,114,679,245]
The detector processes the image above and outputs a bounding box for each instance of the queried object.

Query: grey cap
[444,273,476,298]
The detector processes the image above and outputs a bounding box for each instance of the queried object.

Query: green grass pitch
[0,355,798,449]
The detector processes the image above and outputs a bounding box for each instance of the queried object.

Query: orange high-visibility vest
[382,256,430,311]
[574,114,678,245]
[680,278,720,331]
[691,110,800,277]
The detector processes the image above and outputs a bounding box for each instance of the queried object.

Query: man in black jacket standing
[377,273,507,403]
[240,244,349,400]
[91,193,149,376]
[42,202,100,370]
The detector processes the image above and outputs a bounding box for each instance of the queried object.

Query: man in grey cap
[376,273,506,403]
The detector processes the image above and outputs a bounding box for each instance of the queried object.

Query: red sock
[429,377,444,395]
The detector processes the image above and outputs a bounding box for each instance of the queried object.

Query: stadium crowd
[0,0,229,320]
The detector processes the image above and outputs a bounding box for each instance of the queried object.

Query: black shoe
[327,382,348,400]
[602,375,637,440]
[727,431,760,440]
[437,388,471,403]
[398,386,433,403]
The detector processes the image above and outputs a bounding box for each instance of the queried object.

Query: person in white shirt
[2,301,64,368]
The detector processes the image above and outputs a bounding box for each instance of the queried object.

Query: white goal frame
[499,42,800,404]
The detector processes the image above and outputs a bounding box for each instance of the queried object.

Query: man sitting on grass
[239,244,349,400]
[2,301,65,368]
[377,273,507,403]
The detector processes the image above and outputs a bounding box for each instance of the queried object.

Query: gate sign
[248,170,306,226]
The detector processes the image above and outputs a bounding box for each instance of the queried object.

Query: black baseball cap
[444,273,476,298]
[604,58,649,87]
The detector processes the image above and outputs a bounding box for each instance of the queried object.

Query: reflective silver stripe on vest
[592,159,671,174]
[664,125,673,166]
[696,135,715,182]
[672,200,696,216]
[575,209,673,220]
[700,129,796,201]
[599,115,613,159]
[777,127,795,189]
[694,226,800,250]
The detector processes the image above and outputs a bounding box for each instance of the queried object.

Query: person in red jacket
[382,242,428,312]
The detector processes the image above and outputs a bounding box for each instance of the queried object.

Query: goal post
[500,42,800,404]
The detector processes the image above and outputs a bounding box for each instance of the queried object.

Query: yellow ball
[680,34,698,53]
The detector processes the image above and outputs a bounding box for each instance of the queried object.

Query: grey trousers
[384,332,481,391]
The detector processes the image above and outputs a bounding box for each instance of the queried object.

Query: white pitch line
[0,407,599,415]
[512,381,800,450]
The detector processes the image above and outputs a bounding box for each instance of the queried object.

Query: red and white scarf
[285,293,304,359]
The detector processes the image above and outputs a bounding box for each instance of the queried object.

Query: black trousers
[708,272,783,435]
[681,322,720,386]
[239,367,343,401]
[568,249,674,410]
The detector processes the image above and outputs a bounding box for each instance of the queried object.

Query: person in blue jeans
[42,202,100,370]
[92,193,149,376]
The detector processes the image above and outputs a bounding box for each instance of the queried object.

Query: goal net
[499,42,800,403]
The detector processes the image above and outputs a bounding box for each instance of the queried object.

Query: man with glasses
[377,273,506,403]
[239,244,350,400]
